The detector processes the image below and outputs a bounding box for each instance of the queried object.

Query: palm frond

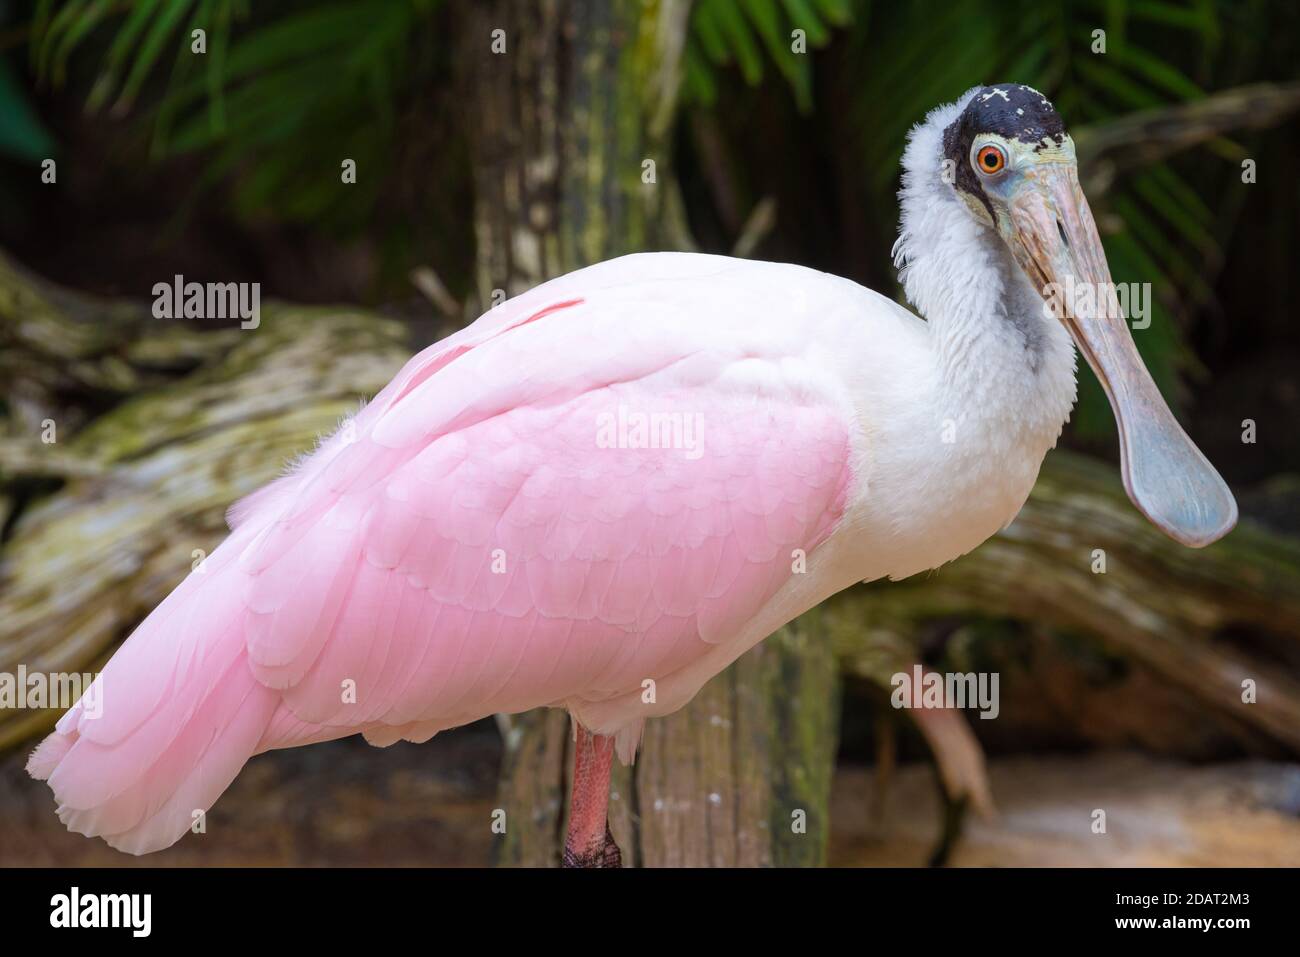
[0,56,56,162]
[683,0,852,113]
[31,0,437,229]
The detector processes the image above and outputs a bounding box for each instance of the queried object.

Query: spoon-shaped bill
[1007,166,1237,547]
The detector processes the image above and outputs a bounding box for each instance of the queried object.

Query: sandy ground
[3,729,1298,866]
[830,752,1300,867]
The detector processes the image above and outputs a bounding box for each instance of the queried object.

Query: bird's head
[939,83,1236,547]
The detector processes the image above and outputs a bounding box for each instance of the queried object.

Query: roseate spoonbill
[28,85,1236,866]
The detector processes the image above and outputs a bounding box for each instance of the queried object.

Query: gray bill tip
[1120,420,1238,548]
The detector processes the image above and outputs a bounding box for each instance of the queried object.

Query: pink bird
[28,86,1235,866]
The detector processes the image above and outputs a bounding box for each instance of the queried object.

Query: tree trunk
[453,0,844,867]
[454,0,685,305]
[621,610,840,867]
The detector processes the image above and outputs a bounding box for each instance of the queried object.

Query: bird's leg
[562,725,621,868]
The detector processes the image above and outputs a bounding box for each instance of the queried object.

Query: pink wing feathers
[29,258,856,853]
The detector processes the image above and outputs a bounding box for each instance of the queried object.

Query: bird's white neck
[892,92,1078,442]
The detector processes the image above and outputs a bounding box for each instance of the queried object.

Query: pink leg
[562,725,622,868]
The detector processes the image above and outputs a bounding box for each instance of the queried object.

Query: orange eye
[976,145,1006,174]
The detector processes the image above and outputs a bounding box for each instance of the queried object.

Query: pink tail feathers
[26,552,277,855]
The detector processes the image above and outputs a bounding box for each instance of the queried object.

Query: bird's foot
[561,822,622,868]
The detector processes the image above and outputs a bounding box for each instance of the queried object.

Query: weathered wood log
[827,453,1300,754]
[0,253,238,434]
[0,299,412,751]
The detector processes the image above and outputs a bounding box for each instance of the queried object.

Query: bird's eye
[976,145,1006,174]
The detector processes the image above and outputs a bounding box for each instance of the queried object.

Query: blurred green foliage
[33,0,440,227]
[683,0,852,112]
[0,55,54,161]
